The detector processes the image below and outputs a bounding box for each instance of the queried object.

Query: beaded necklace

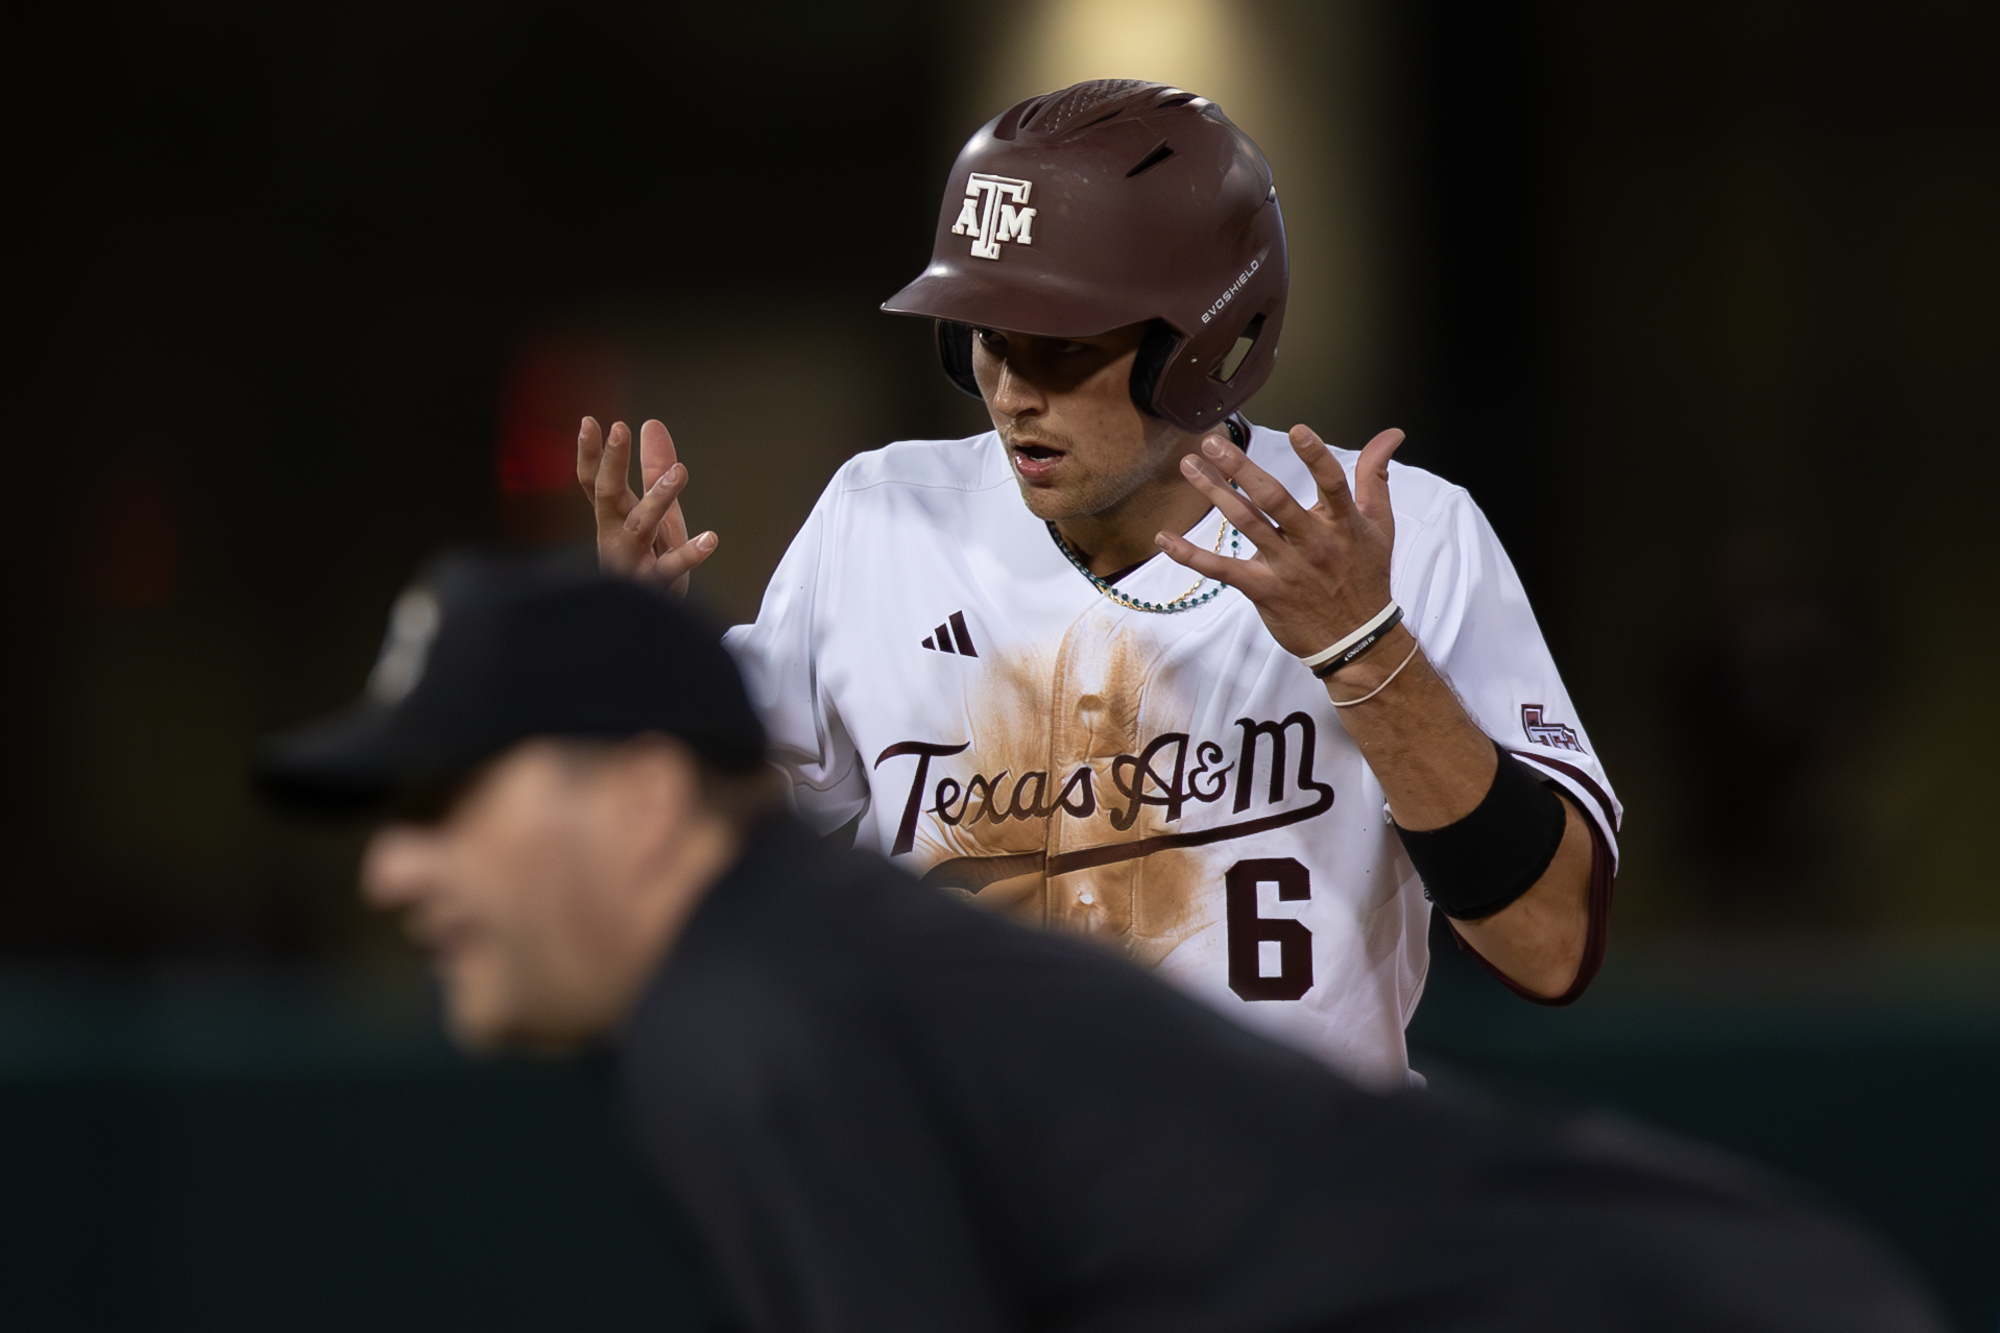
[1046,511,1238,614]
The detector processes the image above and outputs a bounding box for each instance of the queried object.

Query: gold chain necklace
[1047,511,1239,614]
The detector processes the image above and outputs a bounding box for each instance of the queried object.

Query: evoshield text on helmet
[881,79,1289,435]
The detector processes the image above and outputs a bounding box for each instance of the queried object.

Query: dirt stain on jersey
[904,609,1212,962]
[903,645,1057,926]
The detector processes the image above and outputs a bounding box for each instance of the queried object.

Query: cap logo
[367,586,441,705]
[951,173,1035,260]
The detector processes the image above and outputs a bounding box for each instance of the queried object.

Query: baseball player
[579,79,1617,1086]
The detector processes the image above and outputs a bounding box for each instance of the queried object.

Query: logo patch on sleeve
[1520,704,1585,753]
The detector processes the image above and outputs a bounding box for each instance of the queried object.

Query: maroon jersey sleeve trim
[1510,750,1621,837]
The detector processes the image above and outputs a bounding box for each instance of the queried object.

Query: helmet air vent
[997,95,1049,141]
[1126,140,1176,177]
[1209,313,1266,384]
[1033,78,1157,136]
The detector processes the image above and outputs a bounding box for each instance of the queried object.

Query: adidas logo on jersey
[921,611,979,658]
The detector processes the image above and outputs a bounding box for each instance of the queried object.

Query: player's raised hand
[1156,425,1405,658]
[576,416,718,598]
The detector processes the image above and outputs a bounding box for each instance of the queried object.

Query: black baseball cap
[254,550,767,813]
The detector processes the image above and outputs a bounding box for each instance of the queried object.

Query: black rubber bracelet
[1393,742,1567,920]
[1310,605,1405,679]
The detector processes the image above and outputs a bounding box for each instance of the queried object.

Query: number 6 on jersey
[1225,858,1313,1001]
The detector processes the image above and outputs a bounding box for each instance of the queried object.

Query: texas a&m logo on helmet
[951,174,1036,260]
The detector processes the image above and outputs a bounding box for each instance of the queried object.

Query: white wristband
[1298,601,1401,670]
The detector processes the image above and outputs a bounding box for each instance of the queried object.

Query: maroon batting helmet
[881,79,1289,435]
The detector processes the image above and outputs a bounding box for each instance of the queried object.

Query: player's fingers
[1198,435,1315,533]
[651,497,690,559]
[651,530,718,585]
[658,488,691,549]
[624,463,686,538]
[639,419,679,494]
[1352,428,1405,535]
[1155,529,1256,589]
[576,417,605,492]
[640,422,691,555]
[1179,455,1286,558]
[594,421,637,519]
[1289,424,1355,513]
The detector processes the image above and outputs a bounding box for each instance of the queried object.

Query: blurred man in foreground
[257,554,1940,1333]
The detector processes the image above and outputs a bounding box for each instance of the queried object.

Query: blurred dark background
[2,1,1995,1328]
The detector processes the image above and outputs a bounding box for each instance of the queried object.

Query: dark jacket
[615,815,1936,1333]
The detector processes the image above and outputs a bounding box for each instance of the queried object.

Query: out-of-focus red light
[497,343,627,495]
[89,469,180,608]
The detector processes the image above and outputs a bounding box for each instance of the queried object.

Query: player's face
[972,322,1196,522]
[359,740,689,1049]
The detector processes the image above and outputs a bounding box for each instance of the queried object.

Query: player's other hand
[1157,425,1404,658]
[576,416,718,598]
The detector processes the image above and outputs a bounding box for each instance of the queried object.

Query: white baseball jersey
[724,422,1620,1087]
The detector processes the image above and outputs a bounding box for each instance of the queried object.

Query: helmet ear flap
[936,321,982,399]
[1127,320,1182,417]
[942,318,1195,421]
